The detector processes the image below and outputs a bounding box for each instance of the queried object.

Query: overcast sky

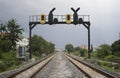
[0,0,120,49]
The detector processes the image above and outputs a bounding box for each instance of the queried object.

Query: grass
[72,51,80,56]
[101,65,120,74]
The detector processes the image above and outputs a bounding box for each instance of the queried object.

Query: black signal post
[29,23,36,59]
[48,8,56,25]
[29,7,91,59]
[83,22,91,59]
[71,7,80,25]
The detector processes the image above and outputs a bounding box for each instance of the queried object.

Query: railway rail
[0,54,55,78]
[65,54,120,78]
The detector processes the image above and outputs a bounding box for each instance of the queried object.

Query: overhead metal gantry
[29,7,91,59]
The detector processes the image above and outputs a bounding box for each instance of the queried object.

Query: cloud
[0,0,120,48]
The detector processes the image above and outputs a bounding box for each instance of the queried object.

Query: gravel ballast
[34,52,86,78]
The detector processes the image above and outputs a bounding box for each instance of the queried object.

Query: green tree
[96,44,111,59]
[74,46,81,51]
[0,24,6,32]
[31,35,43,56]
[0,24,8,39]
[48,42,55,53]
[0,39,12,53]
[5,19,24,50]
[65,44,74,53]
[31,35,55,56]
[111,40,120,56]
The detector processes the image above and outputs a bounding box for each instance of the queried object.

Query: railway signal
[40,14,46,24]
[66,14,71,24]
[71,7,80,25]
[48,8,56,25]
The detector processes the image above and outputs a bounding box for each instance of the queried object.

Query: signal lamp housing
[40,14,46,24]
[66,14,71,24]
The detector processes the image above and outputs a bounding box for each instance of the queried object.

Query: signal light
[66,14,71,24]
[40,14,46,24]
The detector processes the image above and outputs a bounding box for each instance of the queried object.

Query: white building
[16,37,29,47]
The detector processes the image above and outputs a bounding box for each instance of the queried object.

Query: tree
[31,35,55,56]
[0,24,5,32]
[74,46,81,51]
[111,40,120,56]
[0,24,7,39]
[5,19,24,50]
[0,39,12,53]
[31,35,43,56]
[65,44,74,53]
[96,44,111,59]
[48,42,55,53]
[0,18,24,59]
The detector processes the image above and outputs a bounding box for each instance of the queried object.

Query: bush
[1,51,20,68]
[105,55,120,62]
[0,61,7,73]
[100,61,112,67]
[72,51,80,56]
[0,51,21,72]
[95,44,111,59]
[105,55,115,61]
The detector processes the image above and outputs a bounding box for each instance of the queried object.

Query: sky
[0,0,120,49]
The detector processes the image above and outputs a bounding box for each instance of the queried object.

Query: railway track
[0,54,55,78]
[65,54,120,78]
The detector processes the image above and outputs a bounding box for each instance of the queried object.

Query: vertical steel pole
[29,25,32,59]
[88,26,91,59]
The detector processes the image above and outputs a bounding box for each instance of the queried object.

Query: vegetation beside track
[0,19,24,73]
[0,19,55,73]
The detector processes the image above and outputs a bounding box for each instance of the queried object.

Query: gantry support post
[83,22,91,59]
[29,23,36,59]
[29,24,32,59]
[88,25,91,59]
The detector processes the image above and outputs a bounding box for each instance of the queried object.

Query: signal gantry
[29,7,91,59]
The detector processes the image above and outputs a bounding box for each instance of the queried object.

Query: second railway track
[65,54,120,78]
